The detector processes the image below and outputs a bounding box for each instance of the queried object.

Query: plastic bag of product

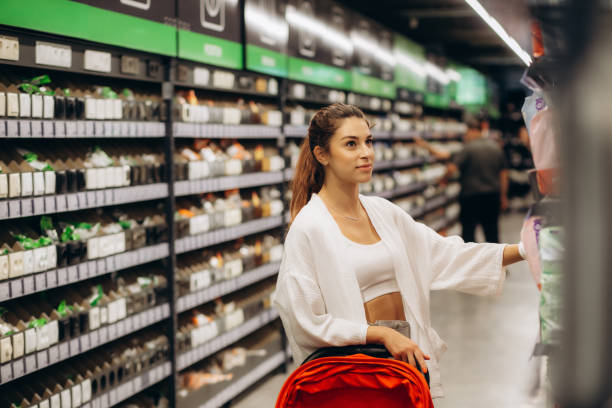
[522,92,559,195]
[538,226,564,344]
[521,215,544,290]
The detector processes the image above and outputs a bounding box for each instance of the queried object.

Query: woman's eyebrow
[340,135,372,140]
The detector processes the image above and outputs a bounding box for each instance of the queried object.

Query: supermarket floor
[233,212,544,408]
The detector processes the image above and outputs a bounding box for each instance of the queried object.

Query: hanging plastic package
[521,215,544,290]
[538,226,564,344]
[522,91,559,195]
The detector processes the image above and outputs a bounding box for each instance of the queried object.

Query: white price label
[193,67,210,86]
[84,49,111,73]
[35,41,71,68]
[0,36,19,61]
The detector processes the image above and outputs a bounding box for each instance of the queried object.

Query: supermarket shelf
[177,308,279,371]
[177,261,281,313]
[284,168,295,182]
[392,182,429,198]
[393,157,427,169]
[0,183,168,220]
[196,350,285,408]
[0,303,171,385]
[393,130,422,140]
[175,216,284,254]
[283,124,309,138]
[0,27,166,82]
[434,216,459,233]
[371,130,392,139]
[175,172,284,197]
[173,123,282,139]
[365,181,428,200]
[83,361,172,408]
[284,211,291,224]
[0,120,165,138]
[0,243,169,303]
[423,195,449,214]
[373,161,394,171]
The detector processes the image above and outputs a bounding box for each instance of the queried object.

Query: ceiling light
[396,53,427,78]
[465,0,532,66]
[445,68,462,82]
[425,62,450,85]
[286,6,353,54]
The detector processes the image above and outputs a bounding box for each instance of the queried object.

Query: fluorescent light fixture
[396,53,427,78]
[445,68,462,82]
[425,62,450,85]
[286,6,353,54]
[244,4,289,45]
[465,0,532,66]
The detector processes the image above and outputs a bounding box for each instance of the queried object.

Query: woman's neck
[318,178,361,213]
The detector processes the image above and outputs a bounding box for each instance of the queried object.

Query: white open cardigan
[272,193,507,398]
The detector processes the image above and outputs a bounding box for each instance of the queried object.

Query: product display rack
[0,22,470,408]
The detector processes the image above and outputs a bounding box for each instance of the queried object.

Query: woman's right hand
[366,326,430,372]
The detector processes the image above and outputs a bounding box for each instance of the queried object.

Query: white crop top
[345,238,399,303]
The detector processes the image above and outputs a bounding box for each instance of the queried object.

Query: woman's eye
[366,139,373,145]
[346,141,356,147]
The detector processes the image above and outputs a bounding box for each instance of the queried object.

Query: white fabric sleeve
[273,229,369,352]
[389,200,507,296]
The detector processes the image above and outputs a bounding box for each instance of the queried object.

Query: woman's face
[317,116,374,184]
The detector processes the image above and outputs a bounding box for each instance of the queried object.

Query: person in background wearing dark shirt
[416,119,508,243]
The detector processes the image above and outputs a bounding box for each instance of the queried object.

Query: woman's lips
[357,164,372,170]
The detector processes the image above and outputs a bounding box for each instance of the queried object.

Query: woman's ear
[313,146,329,166]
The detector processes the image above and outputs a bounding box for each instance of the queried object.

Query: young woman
[272,103,526,399]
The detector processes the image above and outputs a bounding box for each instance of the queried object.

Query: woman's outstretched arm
[503,244,524,267]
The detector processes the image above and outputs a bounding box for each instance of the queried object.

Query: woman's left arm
[503,244,524,267]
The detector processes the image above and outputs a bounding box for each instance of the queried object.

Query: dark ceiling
[337,0,533,76]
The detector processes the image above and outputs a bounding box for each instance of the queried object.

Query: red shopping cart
[275,345,433,408]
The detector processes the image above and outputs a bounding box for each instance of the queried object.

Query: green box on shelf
[178,30,243,70]
[352,71,396,99]
[393,33,427,93]
[288,57,352,91]
[246,45,288,78]
[0,0,177,56]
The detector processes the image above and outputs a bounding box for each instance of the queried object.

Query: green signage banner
[246,45,289,77]
[394,34,427,93]
[352,71,396,99]
[0,0,176,56]
[288,57,351,90]
[456,67,487,106]
[178,29,243,70]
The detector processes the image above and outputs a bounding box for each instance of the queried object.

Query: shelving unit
[0,9,477,406]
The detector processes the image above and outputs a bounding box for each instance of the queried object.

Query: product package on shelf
[2,329,169,408]
[175,139,283,181]
[1,142,166,199]
[175,187,283,239]
[0,219,58,280]
[176,277,276,357]
[176,232,282,298]
[175,91,282,126]
[0,71,166,123]
[178,324,282,406]
[538,226,564,346]
[522,91,559,197]
[0,262,167,365]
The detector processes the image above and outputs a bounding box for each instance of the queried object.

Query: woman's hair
[289,103,369,221]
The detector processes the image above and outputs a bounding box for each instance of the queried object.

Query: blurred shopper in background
[450,119,508,243]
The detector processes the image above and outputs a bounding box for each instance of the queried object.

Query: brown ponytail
[289,103,369,221]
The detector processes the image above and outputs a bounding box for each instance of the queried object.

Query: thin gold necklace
[324,199,363,222]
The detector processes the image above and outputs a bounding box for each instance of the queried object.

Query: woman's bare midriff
[364,292,406,323]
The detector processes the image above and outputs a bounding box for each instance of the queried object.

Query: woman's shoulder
[287,196,327,236]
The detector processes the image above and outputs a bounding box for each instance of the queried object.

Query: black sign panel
[351,14,394,81]
[244,0,288,54]
[71,0,175,24]
[178,0,242,43]
[286,0,352,68]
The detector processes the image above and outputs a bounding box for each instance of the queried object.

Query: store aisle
[233,213,542,408]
